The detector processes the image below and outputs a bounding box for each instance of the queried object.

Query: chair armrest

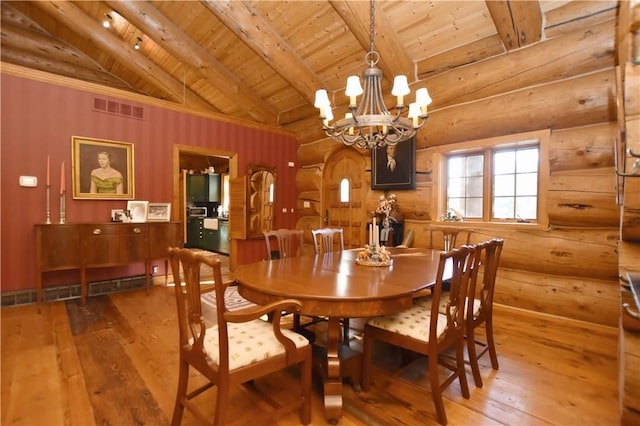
[224,299,302,323]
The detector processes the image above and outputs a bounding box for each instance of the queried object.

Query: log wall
[295,18,621,326]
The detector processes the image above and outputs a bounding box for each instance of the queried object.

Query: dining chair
[465,238,504,388]
[264,229,304,260]
[311,228,344,254]
[310,228,349,342]
[429,226,474,251]
[361,245,481,425]
[263,229,308,333]
[168,247,312,426]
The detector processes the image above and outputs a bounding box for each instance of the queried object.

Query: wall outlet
[152,265,159,274]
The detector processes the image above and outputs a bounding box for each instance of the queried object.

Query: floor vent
[92,97,145,120]
[1,275,147,307]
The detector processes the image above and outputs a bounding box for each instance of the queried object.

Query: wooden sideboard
[35,222,181,304]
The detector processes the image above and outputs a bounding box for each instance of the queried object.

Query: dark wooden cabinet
[35,222,181,304]
[187,174,221,202]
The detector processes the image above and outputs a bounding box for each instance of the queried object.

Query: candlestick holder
[45,185,51,224]
[59,191,66,224]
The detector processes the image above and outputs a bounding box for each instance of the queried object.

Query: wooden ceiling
[1,1,617,143]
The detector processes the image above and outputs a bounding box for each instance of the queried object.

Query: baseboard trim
[1,275,147,307]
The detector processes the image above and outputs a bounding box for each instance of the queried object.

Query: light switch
[288,161,295,167]
[303,201,310,208]
[19,176,38,187]
[282,208,287,213]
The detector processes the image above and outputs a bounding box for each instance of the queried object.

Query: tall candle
[46,156,50,186]
[60,162,65,193]
[368,224,372,246]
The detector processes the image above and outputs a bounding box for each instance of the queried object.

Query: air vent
[93,97,145,121]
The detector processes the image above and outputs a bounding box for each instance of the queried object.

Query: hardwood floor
[1,283,618,426]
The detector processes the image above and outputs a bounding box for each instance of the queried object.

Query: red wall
[1,74,300,292]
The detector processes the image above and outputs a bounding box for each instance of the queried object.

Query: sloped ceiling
[0,1,617,143]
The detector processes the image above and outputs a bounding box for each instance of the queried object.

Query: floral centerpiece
[356,243,392,267]
[440,208,463,222]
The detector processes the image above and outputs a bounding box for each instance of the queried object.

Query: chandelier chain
[369,0,375,55]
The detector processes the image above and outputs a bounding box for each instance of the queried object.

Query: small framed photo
[147,203,171,221]
[111,209,131,222]
[72,136,134,200]
[126,201,148,223]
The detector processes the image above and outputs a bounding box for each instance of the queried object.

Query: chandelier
[314,0,432,150]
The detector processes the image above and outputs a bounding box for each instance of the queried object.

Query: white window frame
[430,129,550,229]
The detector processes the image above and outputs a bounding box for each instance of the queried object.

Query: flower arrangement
[356,243,392,266]
[375,193,397,217]
[441,208,463,222]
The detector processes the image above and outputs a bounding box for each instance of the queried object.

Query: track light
[102,13,113,29]
[134,37,142,50]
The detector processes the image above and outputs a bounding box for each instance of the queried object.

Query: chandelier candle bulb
[346,113,354,135]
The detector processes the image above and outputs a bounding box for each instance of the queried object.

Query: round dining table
[234,247,446,423]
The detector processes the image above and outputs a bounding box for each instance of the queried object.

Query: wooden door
[322,147,368,249]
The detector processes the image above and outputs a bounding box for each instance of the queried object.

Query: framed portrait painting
[72,136,134,199]
[371,137,416,190]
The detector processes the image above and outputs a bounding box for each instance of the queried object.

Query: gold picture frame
[72,136,134,199]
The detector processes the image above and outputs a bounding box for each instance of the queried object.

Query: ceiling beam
[31,0,213,110]
[0,20,133,90]
[107,0,278,125]
[485,0,543,50]
[330,0,414,82]
[201,0,325,109]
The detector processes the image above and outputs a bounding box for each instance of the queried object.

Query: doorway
[173,145,238,269]
[321,147,369,249]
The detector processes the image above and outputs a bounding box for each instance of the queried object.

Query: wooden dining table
[234,247,447,423]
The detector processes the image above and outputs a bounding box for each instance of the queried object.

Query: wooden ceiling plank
[330,0,415,82]
[417,34,505,79]
[107,0,278,125]
[485,0,543,50]
[201,0,324,109]
[31,0,213,110]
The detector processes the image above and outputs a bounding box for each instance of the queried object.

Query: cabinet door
[186,218,202,248]
[188,175,208,202]
[148,222,180,259]
[36,224,82,270]
[201,229,218,252]
[208,174,221,202]
[83,224,148,267]
[219,222,229,254]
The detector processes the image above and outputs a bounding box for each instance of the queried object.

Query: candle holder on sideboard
[59,191,66,224]
[45,185,51,224]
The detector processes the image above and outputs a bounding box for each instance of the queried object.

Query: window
[433,130,549,227]
[340,178,350,202]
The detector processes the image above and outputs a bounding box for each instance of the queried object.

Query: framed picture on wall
[371,137,416,190]
[72,136,134,199]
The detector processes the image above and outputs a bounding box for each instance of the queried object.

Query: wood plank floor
[1,283,619,426]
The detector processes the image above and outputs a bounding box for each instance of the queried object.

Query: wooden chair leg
[213,381,229,426]
[466,328,483,388]
[171,361,189,426]
[361,329,373,392]
[300,352,312,425]
[486,316,499,370]
[428,353,447,425]
[456,341,470,399]
[342,318,350,342]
